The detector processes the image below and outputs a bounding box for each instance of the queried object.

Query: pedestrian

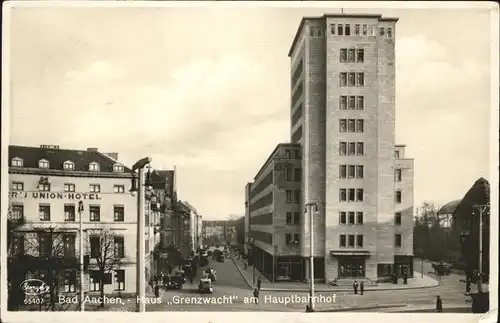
[244,261,248,270]
[257,276,262,291]
[436,295,443,313]
[466,281,471,293]
[360,281,364,295]
[403,272,408,285]
[253,288,260,305]
[353,280,358,294]
[154,282,160,297]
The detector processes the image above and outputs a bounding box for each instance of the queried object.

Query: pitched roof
[437,199,462,215]
[452,177,490,219]
[8,145,131,173]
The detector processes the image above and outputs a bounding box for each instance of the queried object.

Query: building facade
[202,221,226,245]
[246,14,414,283]
[8,145,139,296]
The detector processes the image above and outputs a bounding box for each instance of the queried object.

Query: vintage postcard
[1,1,498,323]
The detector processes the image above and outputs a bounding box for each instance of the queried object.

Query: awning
[330,250,371,256]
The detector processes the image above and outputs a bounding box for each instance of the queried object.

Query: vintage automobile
[165,276,184,290]
[198,277,213,293]
[204,268,217,282]
[432,261,453,275]
[173,270,187,283]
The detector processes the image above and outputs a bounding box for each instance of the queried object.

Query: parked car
[432,262,453,275]
[204,268,217,282]
[198,278,213,293]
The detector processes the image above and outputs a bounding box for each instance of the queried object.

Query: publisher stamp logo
[20,279,50,296]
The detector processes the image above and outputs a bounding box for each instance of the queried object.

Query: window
[294,168,302,182]
[340,142,347,155]
[395,191,402,204]
[114,270,125,291]
[356,142,364,155]
[114,236,125,258]
[113,164,124,172]
[89,270,101,291]
[89,206,100,222]
[348,73,356,86]
[338,24,343,35]
[38,233,51,257]
[285,167,292,181]
[39,183,51,192]
[355,24,360,35]
[340,73,347,86]
[357,49,364,63]
[38,159,49,169]
[12,182,24,191]
[11,204,24,221]
[63,234,76,258]
[340,212,346,224]
[114,206,124,222]
[356,96,364,110]
[371,25,376,36]
[90,236,100,258]
[330,24,336,35]
[356,119,364,132]
[356,165,364,179]
[357,73,365,86]
[348,142,356,156]
[356,189,364,202]
[339,234,346,247]
[294,233,300,244]
[395,168,402,182]
[348,234,355,247]
[89,162,100,171]
[339,96,347,110]
[348,96,355,110]
[286,190,293,203]
[362,24,367,35]
[345,24,351,35]
[39,205,50,221]
[63,161,75,170]
[294,150,301,159]
[348,212,355,224]
[357,212,364,224]
[113,185,125,193]
[348,119,356,132]
[339,165,347,178]
[89,184,100,193]
[348,189,355,202]
[293,190,300,203]
[395,234,402,247]
[339,189,347,202]
[64,270,76,293]
[64,183,75,192]
[380,27,385,36]
[395,150,400,158]
[347,49,355,62]
[348,165,355,179]
[286,212,293,224]
[340,49,347,62]
[285,233,299,246]
[387,28,392,38]
[293,212,300,224]
[356,235,364,247]
[12,158,23,167]
[395,212,402,226]
[339,119,347,132]
[64,204,75,221]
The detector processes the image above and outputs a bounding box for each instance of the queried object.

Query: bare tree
[85,226,122,308]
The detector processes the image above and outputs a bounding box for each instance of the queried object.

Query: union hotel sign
[9,191,102,200]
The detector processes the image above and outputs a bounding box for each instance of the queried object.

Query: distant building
[437,200,461,229]
[203,221,226,244]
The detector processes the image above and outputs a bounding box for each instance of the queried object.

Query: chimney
[87,148,98,152]
[104,152,119,160]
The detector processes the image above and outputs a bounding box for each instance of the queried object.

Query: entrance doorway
[338,257,366,278]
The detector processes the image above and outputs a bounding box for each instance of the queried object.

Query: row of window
[340,48,364,63]
[340,141,364,156]
[286,212,300,225]
[339,96,364,110]
[339,234,402,248]
[339,212,404,226]
[340,72,364,87]
[11,157,124,172]
[330,24,393,38]
[11,182,126,193]
[285,168,302,182]
[284,149,301,159]
[339,165,364,179]
[285,190,301,203]
[339,119,364,133]
[339,188,364,202]
[285,233,300,246]
[11,204,126,222]
[60,270,126,292]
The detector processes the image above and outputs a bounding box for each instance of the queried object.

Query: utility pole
[252,238,256,284]
[305,202,318,311]
[473,204,488,293]
[78,201,85,312]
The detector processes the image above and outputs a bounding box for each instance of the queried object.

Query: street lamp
[305,202,319,312]
[131,157,152,313]
[472,204,489,293]
[78,201,85,312]
[252,238,256,284]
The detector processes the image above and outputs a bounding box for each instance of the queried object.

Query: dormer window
[63,160,75,170]
[11,157,24,167]
[113,164,124,172]
[89,162,100,171]
[39,159,50,169]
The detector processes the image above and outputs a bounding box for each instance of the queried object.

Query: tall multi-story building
[8,145,139,296]
[246,13,414,283]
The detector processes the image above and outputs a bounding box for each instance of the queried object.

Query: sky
[5,2,497,221]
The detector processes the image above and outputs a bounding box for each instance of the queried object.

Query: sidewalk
[232,257,439,292]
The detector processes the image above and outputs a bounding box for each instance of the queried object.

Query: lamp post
[273,244,278,283]
[78,201,85,312]
[252,238,256,285]
[305,202,319,311]
[130,157,152,313]
[472,204,489,294]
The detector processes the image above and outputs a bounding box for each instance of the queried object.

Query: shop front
[330,250,371,279]
[275,256,303,281]
[394,255,414,277]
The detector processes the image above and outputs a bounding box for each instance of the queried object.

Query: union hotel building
[246,14,415,283]
[8,144,139,295]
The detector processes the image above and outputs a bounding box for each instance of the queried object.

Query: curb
[315,303,408,312]
[231,257,255,290]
